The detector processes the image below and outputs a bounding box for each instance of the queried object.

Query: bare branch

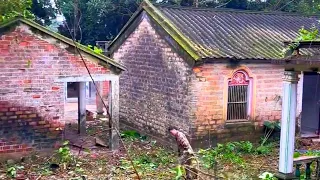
[276,0,295,11]
[215,0,232,8]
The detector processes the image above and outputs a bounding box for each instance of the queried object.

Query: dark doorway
[67,82,78,98]
[301,72,320,137]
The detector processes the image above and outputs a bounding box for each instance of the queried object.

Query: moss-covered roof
[0,17,126,71]
[108,0,319,61]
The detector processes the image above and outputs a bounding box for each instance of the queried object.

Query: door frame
[301,72,320,136]
[65,82,91,102]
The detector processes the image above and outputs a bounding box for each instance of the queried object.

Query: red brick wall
[190,63,284,145]
[112,14,193,145]
[111,13,286,148]
[0,23,110,154]
[103,81,110,97]
[0,101,63,154]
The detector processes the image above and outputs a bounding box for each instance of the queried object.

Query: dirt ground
[1,120,320,180]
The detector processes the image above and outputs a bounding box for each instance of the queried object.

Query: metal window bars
[227,85,248,120]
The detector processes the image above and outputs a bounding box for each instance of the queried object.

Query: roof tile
[157,6,319,59]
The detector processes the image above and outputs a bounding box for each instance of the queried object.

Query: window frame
[225,69,253,122]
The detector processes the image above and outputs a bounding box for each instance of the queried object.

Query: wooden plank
[95,137,108,147]
[55,74,119,82]
[109,78,119,150]
[96,82,104,114]
[293,156,320,164]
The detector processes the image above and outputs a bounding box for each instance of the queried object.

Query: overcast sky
[50,0,65,22]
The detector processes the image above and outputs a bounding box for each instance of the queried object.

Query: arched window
[227,70,251,121]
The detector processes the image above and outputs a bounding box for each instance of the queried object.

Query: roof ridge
[108,0,202,61]
[142,0,201,60]
[0,17,125,71]
[154,4,319,18]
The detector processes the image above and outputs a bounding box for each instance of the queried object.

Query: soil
[1,121,320,180]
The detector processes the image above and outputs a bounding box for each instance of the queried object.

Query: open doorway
[64,81,109,124]
[301,72,320,137]
[66,82,96,102]
[54,74,118,150]
[64,82,97,123]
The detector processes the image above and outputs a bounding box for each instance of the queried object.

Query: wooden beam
[96,82,104,114]
[55,74,119,82]
[109,77,119,150]
[284,64,320,72]
[78,82,86,135]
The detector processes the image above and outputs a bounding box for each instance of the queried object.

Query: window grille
[227,71,250,121]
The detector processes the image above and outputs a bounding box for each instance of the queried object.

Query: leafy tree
[2,0,319,51]
[180,0,194,6]
[52,0,320,46]
[0,0,57,26]
[55,0,142,45]
[225,0,248,9]
[0,0,34,22]
[31,0,57,26]
[192,0,320,15]
[255,0,320,15]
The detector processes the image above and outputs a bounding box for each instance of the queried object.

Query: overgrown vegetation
[198,140,275,169]
[256,121,280,155]
[294,149,320,158]
[118,130,278,179]
[1,128,281,179]
[87,45,104,55]
[117,130,175,178]
[6,165,24,179]
[283,25,320,57]
[282,2,320,57]
[0,0,34,23]
[197,121,278,171]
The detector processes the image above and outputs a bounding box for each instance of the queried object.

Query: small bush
[294,152,301,158]
[57,141,73,164]
[198,141,255,169]
[198,148,217,169]
[259,172,276,180]
[120,130,147,141]
[235,141,254,153]
[256,143,274,155]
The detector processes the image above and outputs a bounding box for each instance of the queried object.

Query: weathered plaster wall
[0,24,110,155]
[112,15,194,146]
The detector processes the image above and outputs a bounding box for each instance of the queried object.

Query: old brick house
[106,0,320,148]
[0,17,124,157]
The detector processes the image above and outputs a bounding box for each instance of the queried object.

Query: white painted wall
[296,72,303,117]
